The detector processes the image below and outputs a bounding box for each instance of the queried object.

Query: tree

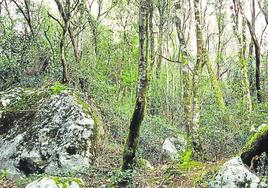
[245,0,262,102]
[122,0,149,170]
[48,0,72,83]
[149,0,155,68]
[155,0,169,78]
[10,0,35,37]
[174,0,191,136]
[84,0,117,57]
[231,0,252,114]
[192,0,203,131]
[48,0,84,83]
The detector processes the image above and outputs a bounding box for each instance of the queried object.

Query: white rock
[25,177,80,188]
[144,159,153,169]
[257,123,267,131]
[0,88,97,177]
[76,117,94,127]
[209,157,267,188]
[250,123,267,133]
[162,138,178,157]
[1,98,10,107]
[162,136,187,160]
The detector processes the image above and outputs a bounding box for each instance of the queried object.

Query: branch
[47,11,63,28]
[260,24,268,47]
[0,75,6,82]
[157,53,180,63]
[258,1,268,24]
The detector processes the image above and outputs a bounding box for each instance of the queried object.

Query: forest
[1,0,268,187]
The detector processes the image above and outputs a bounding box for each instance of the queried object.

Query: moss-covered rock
[241,124,268,166]
[0,87,101,178]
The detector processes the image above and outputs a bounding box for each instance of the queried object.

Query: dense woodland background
[1,0,268,186]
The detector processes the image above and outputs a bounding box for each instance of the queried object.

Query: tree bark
[232,0,252,114]
[149,0,154,68]
[192,0,203,131]
[122,0,149,170]
[246,18,262,102]
[53,0,72,84]
[68,26,80,63]
[60,27,68,84]
[204,52,226,111]
[174,0,191,136]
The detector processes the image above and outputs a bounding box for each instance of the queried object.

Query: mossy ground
[0,139,225,188]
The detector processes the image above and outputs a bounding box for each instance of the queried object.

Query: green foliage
[178,161,203,171]
[245,124,268,151]
[53,176,82,188]
[0,169,9,179]
[50,82,68,95]
[108,170,133,186]
[139,115,181,163]
[4,88,49,112]
[180,149,192,164]
[162,165,182,185]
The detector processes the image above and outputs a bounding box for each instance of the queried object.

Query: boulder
[25,177,81,188]
[209,157,267,188]
[161,136,187,160]
[0,87,100,178]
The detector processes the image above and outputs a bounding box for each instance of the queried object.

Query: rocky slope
[0,86,101,179]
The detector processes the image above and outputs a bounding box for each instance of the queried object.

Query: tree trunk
[60,27,68,84]
[174,0,191,136]
[246,0,262,102]
[255,43,261,102]
[205,52,226,111]
[122,0,148,170]
[182,56,191,136]
[149,0,154,68]
[68,26,80,63]
[192,0,203,131]
[232,0,252,114]
[155,28,163,78]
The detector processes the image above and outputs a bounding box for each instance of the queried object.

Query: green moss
[180,148,192,164]
[178,160,203,171]
[75,93,103,155]
[53,176,82,188]
[245,124,268,151]
[5,89,49,112]
[193,162,223,187]
[50,82,68,95]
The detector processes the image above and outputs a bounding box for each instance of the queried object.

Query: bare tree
[122,0,149,170]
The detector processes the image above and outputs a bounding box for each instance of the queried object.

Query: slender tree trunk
[204,52,226,111]
[92,26,99,56]
[149,0,154,68]
[156,28,163,78]
[60,27,68,84]
[242,17,252,113]
[181,56,191,136]
[255,41,261,102]
[192,0,203,131]
[232,0,252,114]
[174,0,191,136]
[155,0,166,79]
[68,26,80,63]
[246,0,262,102]
[122,0,149,170]
[216,0,224,79]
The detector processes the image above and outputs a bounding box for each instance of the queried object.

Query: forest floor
[0,141,226,188]
[81,142,226,188]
